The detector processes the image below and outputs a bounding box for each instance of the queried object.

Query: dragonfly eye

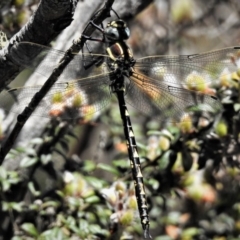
[106,20,130,41]
[105,27,120,41]
[121,27,130,40]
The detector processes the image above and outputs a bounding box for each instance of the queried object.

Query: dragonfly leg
[86,20,105,34]
[81,34,104,43]
[81,21,105,43]
[81,21,106,69]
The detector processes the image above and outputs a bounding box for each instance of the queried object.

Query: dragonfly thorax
[104,19,135,74]
[106,41,135,78]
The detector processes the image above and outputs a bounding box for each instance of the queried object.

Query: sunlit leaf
[21,223,39,237]
[82,160,96,172]
[41,227,65,238]
[112,159,129,168]
[84,195,100,203]
[2,180,11,192]
[28,182,40,196]
[97,163,119,175]
[29,138,44,145]
[85,176,106,189]
[0,167,7,180]
[40,154,52,165]
[12,202,23,212]
[20,157,39,168]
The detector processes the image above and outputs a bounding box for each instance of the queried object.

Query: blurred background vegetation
[1,0,240,239]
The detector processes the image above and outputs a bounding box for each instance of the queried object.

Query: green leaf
[8,173,21,185]
[85,176,106,189]
[147,178,159,190]
[40,154,52,165]
[112,159,129,168]
[162,211,181,224]
[55,190,64,198]
[12,202,23,212]
[0,166,7,180]
[42,200,60,208]
[158,151,171,169]
[147,130,162,135]
[2,201,9,211]
[2,180,11,192]
[182,227,200,237]
[136,142,148,151]
[29,203,39,211]
[167,125,181,136]
[146,120,161,130]
[14,147,27,153]
[30,138,44,145]
[28,182,40,196]
[89,224,109,235]
[21,223,39,237]
[11,237,23,240]
[69,224,80,234]
[234,103,240,112]
[67,197,82,207]
[8,171,19,179]
[79,219,88,230]
[20,157,39,168]
[147,129,174,140]
[82,160,96,172]
[41,227,65,239]
[24,147,37,156]
[65,216,76,226]
[84,195,100,203]
[97,163,119,175]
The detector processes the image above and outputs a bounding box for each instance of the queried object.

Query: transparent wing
[134,47,240,87]
[127,72,220,123]
[12,42,110,81]
[1,73,112,119]
[127,47,240,123]
[2,42,113,119]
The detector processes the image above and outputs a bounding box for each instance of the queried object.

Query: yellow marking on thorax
[116,43,124,56]
[127,48,133,58]
[106,47,116,61]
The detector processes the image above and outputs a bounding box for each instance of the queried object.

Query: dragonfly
[1,17,240,238]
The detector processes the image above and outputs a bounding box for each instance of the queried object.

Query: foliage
[1,0,240,240]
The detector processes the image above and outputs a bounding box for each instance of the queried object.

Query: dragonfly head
[105,20,130,41]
